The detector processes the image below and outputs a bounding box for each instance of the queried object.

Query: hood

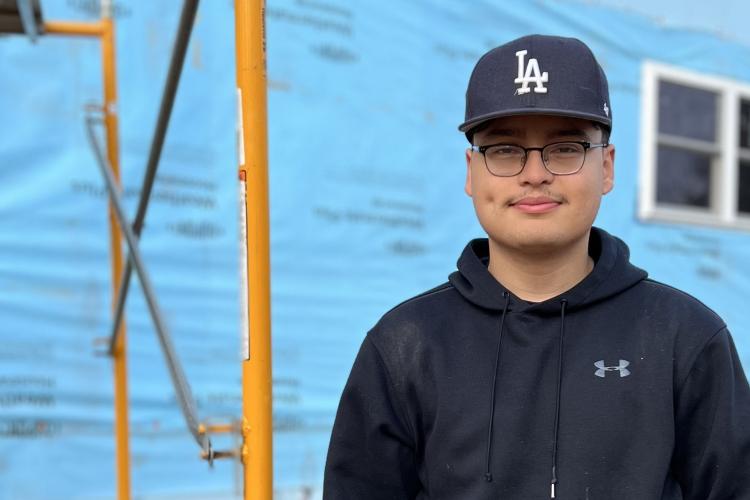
[448,227,647,314]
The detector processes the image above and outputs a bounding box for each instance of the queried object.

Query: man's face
[464,114,615,254]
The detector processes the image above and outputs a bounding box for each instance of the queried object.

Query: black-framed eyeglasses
[470,141,609,177]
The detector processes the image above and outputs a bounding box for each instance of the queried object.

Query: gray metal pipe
[86,116,210,456]
[108,0,200,356]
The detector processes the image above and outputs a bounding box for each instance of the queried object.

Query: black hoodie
[324,228,750,499]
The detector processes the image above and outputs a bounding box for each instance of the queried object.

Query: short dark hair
[466,122,489,146]
[592,122,611,144]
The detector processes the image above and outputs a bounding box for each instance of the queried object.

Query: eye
[547,143,584,156]
[485,145,523,158]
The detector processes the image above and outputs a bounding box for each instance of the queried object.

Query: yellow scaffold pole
[101,12,131,500]
[44,6,131,500]
[235,0,273,499]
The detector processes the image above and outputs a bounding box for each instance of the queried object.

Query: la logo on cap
[514,49,548,95]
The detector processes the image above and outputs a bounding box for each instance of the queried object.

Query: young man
[323,35,750,499]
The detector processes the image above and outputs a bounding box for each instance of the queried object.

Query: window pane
[658,81,717,142]
[739,160,750,214]
[741,100,750,149]
[656,146,711,208]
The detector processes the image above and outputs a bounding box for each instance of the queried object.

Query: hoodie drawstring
[483,296,568,494]
[484,291,510,482]
[550,299,568,498]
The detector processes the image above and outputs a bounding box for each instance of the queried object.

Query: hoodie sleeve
[323,334,421,499]
[672,328,750,499]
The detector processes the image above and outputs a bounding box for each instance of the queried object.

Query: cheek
[472,181,505,216]
[471,167,502,200]
[569,178,604,219]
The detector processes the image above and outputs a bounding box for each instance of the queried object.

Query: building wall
[0,0,748,497]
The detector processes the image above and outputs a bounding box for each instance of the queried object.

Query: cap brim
[458,108,612,133]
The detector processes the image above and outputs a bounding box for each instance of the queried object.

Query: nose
[518,149,554,185]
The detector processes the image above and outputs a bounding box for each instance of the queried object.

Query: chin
[488,225,584,254]
[511,233,567,253]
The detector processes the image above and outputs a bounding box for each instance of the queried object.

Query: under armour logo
[594,359,630,378]
[514,49,548,95]
[603,102,609,117]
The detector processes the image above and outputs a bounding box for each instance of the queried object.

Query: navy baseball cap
[459,34,612,141]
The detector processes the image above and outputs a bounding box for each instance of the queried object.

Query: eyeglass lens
[484,142,586,176]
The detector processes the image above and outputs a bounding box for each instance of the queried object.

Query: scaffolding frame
[235,1,273,497]
[2,0,273,498]
[43,8,133,498]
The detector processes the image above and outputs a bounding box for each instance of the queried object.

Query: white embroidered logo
[594,359,630,378]
[514,49,549,95]
[603,102,609,117]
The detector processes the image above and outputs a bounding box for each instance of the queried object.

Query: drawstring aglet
[551,482,556,498]
[485,472,493,482]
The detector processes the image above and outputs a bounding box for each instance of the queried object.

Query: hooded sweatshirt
[323,227,750,499]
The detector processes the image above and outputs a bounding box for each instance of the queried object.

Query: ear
[464,148,473,197]
[601,144,615,195]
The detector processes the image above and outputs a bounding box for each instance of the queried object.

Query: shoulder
[382,282,457,319]
[634,278,728,378]
[365,281,460,360]
[370,281,458,334]
[636,278,726,332]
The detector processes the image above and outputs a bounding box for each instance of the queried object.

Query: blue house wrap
[0,0,748,497]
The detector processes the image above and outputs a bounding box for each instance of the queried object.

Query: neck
[487,232,594,303]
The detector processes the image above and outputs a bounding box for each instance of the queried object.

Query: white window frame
[639,60,750,230]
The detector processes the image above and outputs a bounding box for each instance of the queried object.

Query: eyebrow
[481,127,592,141]
[482,128,520,138]
[549,128,592,140]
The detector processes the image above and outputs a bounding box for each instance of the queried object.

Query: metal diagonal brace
[15,0,40,42]
[85,114,211,457]
[107,0,200,356]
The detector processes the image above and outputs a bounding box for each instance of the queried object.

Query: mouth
[509,196,562,214]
